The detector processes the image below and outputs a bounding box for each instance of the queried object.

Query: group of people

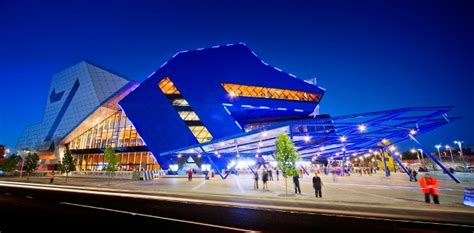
[253,169,323,198]
[254,169,276,189]
[292,173,323,197]
[407,167,419,182]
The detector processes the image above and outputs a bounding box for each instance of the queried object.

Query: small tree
[24,152,39,180]
[61,150,76,183]
[104,146,119,180]
[275,134,300,195]
[1,154,20,173]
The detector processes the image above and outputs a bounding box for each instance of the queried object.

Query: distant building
[0,145,5,158]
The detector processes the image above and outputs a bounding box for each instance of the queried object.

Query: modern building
[16,43,460,182]
[16,61,158,171]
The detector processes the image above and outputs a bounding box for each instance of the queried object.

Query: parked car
[0,170,5,177]
[454,166,474,173]
[467,166,474,173]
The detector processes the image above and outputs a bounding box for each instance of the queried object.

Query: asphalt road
[0,185,472,233]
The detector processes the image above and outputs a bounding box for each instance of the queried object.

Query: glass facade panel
[171,99,190,106]
[68,111,145,150]
[158,77,180,94]
[157,76,213,143]
[67,111,160,171]
[221,83,322,102]
[73,151,159,171]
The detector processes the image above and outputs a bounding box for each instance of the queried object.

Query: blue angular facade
[120,43,325,168]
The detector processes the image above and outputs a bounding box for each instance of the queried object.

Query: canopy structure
[161,106,461,183]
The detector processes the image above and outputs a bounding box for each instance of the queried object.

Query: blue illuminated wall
[120,43,325,167]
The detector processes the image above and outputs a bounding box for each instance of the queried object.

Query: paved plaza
[3,171,473,208]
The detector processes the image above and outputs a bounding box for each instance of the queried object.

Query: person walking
[188,169,193,181]
[276,169,279,181]
[412,169,418,182]
[254,171,259,189]
[262,170,268,189]
[312,173,323,198]
[268,169,273,181]
[419,174,440,204]
[408,167,413,181]
[293,174,301,194]
[49,170,56,184]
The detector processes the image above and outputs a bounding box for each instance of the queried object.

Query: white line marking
[5,193,10,195]
[60,202,256,232]
[191,180,207,191]
[25,196,33,199]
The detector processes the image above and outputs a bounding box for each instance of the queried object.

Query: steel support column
[206,155,235,180]
[244,159,257,176]
[300,165,309,176]
[341,152,346,176]
[384,148,412,180]
[409,135,461,183]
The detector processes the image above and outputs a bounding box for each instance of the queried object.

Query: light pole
[411,148,421,165]
[435,144,442,162]
[418,148,425,165]
[454,140,465,164]
[445,145,454,164]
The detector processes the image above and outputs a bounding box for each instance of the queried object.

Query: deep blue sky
[1,0,473,152]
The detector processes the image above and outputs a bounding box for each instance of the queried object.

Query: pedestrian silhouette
[254,171,259,189]
[312,173,323,198]
[49,170,56,184]
[188,169,193,181]
[262,170,268,189]
[293,175,301,194]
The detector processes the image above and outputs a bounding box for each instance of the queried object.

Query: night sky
[1,0,473,153]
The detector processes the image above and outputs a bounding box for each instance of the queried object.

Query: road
[0,183,472,233]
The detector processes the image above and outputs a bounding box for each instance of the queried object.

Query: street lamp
[304,136,311,142]
[418,149,425,165]
[339,136,347,142]
[445,145,454,164]
[454,140,465,164]
[435,144,442,162]
[411,148,421,164]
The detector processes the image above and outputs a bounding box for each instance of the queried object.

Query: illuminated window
[171,99,190,106]
[188,126,213,143]
[67,111,145,150]
[221,83,322,102]
[158,77,180,94]
[158,77,213,143]
[178,111,201,121]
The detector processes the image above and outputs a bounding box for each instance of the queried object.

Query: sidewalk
[1,172,473,225]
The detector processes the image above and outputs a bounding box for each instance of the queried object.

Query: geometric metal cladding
[119,43,326,167]
[158,77,213,143]
[16,61,130,152]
